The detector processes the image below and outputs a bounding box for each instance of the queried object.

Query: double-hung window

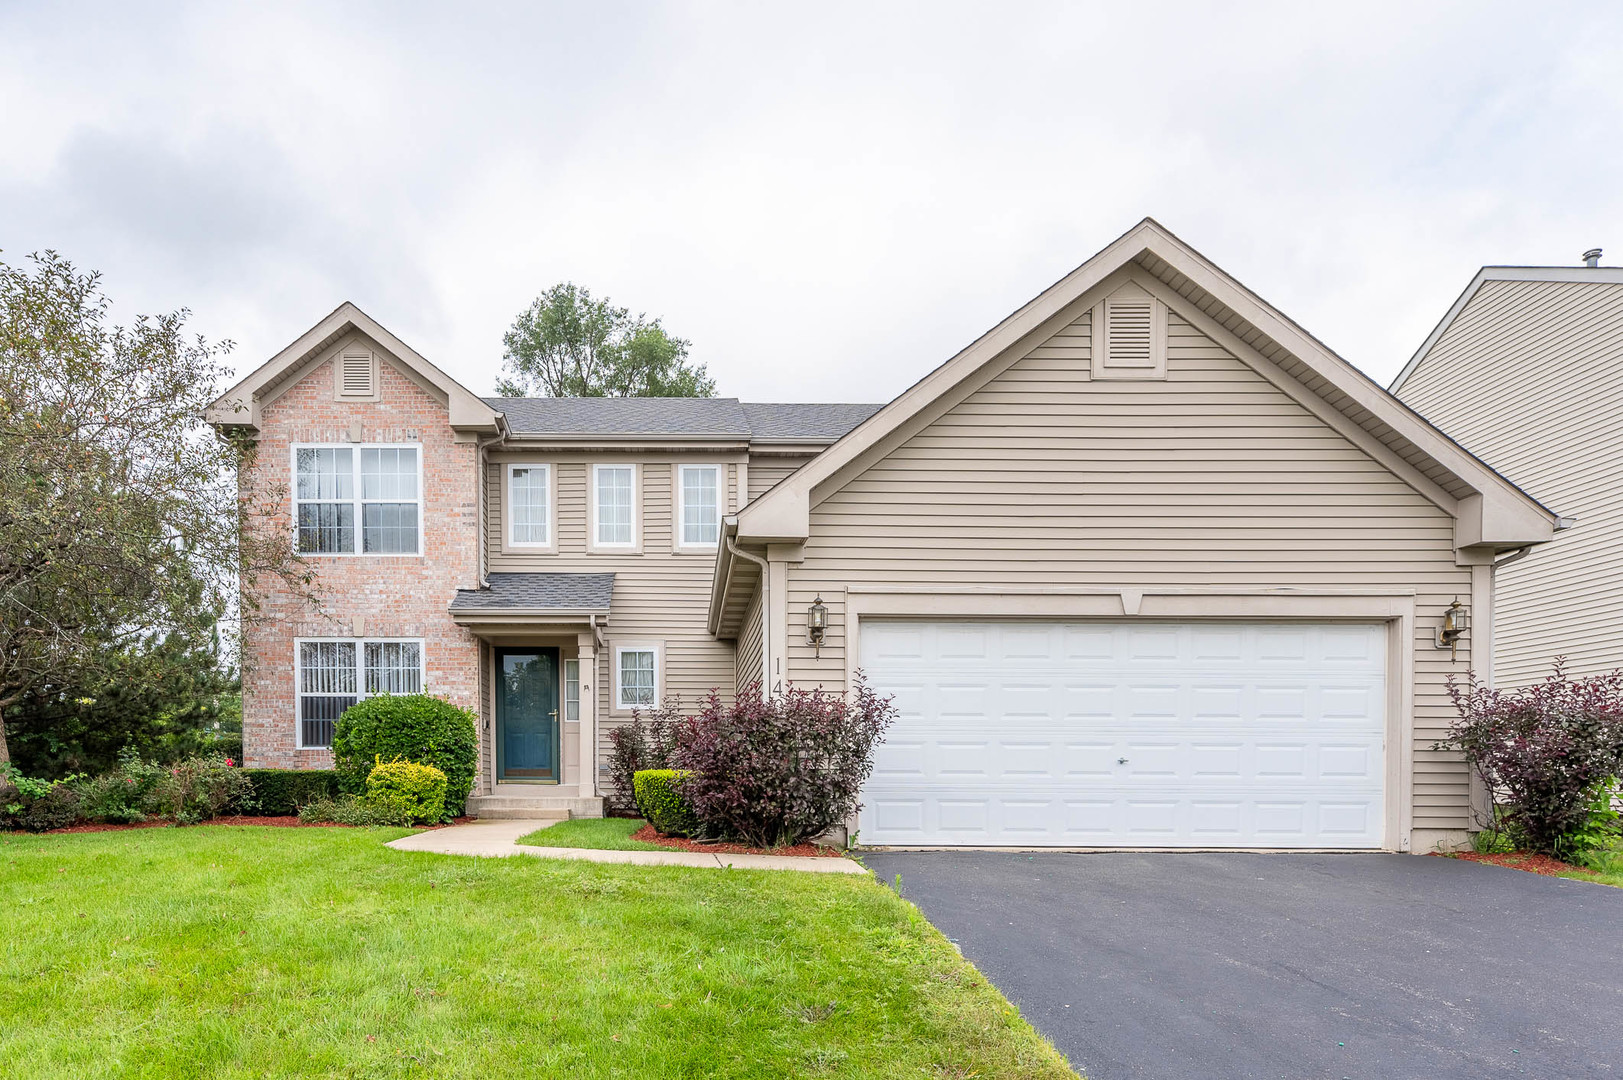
[593,465,636,548]
[508,464,552,547]
[677,465,720,548]
[296,638,423,748]
[616,646,657,710]
[294,444,420,554]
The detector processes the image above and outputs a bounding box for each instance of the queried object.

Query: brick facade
[240,343,481,769]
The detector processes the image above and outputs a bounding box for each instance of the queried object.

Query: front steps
[465,792,605,821]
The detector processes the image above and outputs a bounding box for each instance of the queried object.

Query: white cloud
[2,0,1619,402]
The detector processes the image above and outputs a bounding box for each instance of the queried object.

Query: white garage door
[858,620,1387,849]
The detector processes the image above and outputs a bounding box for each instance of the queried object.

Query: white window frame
[293,636,426,749]
[505,462,555,551]
[675,464,722,551]
[589,463,640,552]
[613,644,660,711]
[291,442,423,556]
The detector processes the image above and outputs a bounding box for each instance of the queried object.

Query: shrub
[239,769,340,816]
[1444,661,1623,858]
[606,709,682,815]
[633,769,700,837]
[671,677,897,848]
[366,758,448,825]
[297,795,413,827]
[332,695,477,819]
[74,772,150,824]
[144,754,254,825]
[2,764,83,832]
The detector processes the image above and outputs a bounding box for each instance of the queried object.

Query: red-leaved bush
[642,678,896,847]
[605,711,682,816]
[1444,660,1623,856]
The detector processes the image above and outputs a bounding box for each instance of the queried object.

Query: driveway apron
[862,851,1623,1080]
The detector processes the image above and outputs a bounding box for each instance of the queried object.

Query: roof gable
[207,302,502,433]
[1390,265,1623,394]
[733,219,1557,552]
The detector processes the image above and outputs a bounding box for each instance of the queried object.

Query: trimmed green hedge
[633,769,699,837]
[240,769,341,816]
[333,695,477,819]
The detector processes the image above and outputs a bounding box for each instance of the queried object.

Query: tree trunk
[0,717,9,765]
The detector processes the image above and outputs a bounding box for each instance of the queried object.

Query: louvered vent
[1105,298,1154,367]
[1091,286,1167,379]
[337,349,374,397]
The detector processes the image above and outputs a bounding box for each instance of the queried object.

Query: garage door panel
[859,620,1386,848]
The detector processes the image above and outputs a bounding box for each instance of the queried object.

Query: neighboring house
[1393,257,1619,687]
[210,219,1557,852]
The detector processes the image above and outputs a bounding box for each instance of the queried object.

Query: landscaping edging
[628,823,847,858]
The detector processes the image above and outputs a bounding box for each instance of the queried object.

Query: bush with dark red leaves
[1444,660,1623,858]
[669,677,896,848]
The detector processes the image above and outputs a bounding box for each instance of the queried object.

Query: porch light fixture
[1436,598,1468,659]
[807,595,828,657]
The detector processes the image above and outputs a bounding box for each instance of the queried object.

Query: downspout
[725,532,770,700]
[474,426,507,589]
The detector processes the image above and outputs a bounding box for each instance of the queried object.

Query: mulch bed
[630,823,846,858]
[34,816,472,835]
[1434,850,1596,877]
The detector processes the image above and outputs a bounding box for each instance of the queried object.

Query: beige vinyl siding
[1399,279,1623,685]
[483,454,739,758]
[786,308,1477,832]
[747,454,814,500]
[735,584,764,693]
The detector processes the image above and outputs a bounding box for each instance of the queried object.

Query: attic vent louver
[337,348,375,398]
[1091,284,1167,379]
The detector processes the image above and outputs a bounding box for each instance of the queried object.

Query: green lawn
[0,826,1075,1079]
[517,816,667,851]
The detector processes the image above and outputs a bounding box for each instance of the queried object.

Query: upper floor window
[296,638,423,748]
[593,465,636,548]
[294,444,420,555]
[677,465,720,547]
[508,464,552,547]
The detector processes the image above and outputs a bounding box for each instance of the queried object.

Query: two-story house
[211,220,1559,852]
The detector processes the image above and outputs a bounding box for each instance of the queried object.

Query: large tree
[0,251,307,768]
[496,282,716,397]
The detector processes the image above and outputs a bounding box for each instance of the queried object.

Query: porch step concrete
[466,794,604,820]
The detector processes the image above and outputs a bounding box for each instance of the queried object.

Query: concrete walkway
[387,818,868,875]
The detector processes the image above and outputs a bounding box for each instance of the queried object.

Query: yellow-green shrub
[632,769,699,837]
[365,758,447,825]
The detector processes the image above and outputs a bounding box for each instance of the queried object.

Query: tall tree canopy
[0,251,306,768]
[496,282,716,397]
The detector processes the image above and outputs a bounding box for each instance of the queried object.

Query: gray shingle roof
[486,397,749,437]
[741,402,884,440]
[449,572,615,612]
[485,396,883,441]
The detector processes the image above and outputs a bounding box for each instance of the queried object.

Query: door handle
[1117,757,1129,765]
[550,710,559,720]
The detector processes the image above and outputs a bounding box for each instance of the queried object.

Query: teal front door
[496,648,560,782]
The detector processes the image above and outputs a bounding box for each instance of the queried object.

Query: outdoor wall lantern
[807,595,828,657]
[1436,598,1468,659]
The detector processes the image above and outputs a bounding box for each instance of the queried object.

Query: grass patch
[1562,847,1623,888]
[0,827,1075,1078]
[516,816,667,851]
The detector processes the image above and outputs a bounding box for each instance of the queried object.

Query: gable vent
[337,349,375,398]
[1091,286,1167,380]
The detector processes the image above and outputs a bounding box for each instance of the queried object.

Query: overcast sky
[2,2,1619,402]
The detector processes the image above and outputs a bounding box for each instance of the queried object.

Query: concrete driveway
[861,851,1623,1080]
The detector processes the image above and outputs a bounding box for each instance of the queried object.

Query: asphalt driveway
[861,851,1623,1080]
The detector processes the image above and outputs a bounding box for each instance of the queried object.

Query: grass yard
[0,827,1075,1079]
[1562,847,1623,888]
[516,816,667,851]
